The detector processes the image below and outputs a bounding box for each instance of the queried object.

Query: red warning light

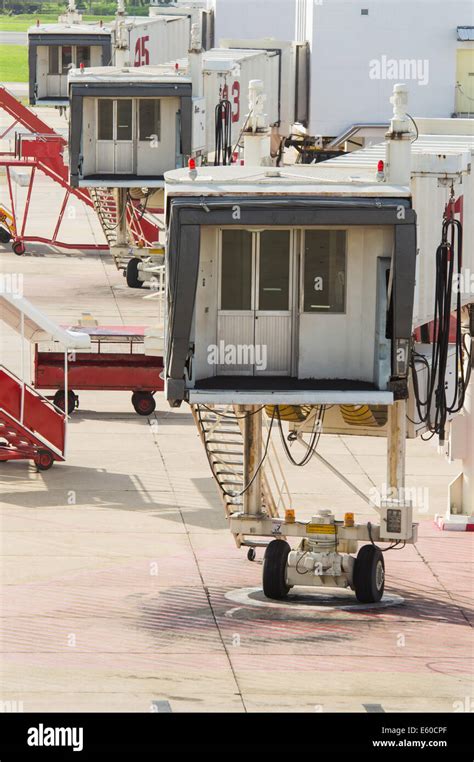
[188,158,196,170]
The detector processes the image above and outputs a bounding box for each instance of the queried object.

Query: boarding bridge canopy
[0,293,91,349]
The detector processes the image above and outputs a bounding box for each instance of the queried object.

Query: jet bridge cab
[164,165,417,408]
[68,65,193,187]
[28,22,112,107]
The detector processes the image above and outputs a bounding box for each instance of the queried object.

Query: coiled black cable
[410,215,471,445]
[214,99,232,166]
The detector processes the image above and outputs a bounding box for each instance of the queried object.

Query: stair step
[211,458,244,468]
[208,446,243,454]
[201,418,240,436]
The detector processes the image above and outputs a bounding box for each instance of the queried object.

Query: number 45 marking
[134,36,150,67]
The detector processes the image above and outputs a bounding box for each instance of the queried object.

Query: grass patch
[0,14,114,32]
[0,44,28,82]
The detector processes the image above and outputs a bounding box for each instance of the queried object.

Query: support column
[442,314,474,528]
[462,374,473,514]
[242,405,263,516]
[446,371,474,521]
[115,187,128,247]
[387,399,407,493]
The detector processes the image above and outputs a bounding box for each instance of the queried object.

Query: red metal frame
[34,327,164,405]
[0,86,160,253]
[0,365,66,468]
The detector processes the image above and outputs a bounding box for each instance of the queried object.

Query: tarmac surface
[0,32,27,45]
[0,104,472,714]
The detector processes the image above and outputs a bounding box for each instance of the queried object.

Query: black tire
[262,540,291,600]
[247,547,256,562]
[353,544,385,603]
[35,449,54,471]
[132,391,156,416]
[12,240,25,256]
[53,390,76,415]
[126,258,143,289]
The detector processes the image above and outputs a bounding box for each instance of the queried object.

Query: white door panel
[96,141,114,173]
[46,75,60,97]
[115,142,133,173]
[216,314,255,375]
[255,314,292,375]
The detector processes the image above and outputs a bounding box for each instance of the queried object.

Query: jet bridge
[163,84,473,601]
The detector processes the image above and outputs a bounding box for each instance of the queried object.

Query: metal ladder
[88,187,162,272]
[192,403,292,546]
[88,187,120,249]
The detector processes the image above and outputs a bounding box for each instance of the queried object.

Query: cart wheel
[126,258,143,289]
[247,547,256,562]
[132,391,156,416]
[353,544,385,603]
[54,390,76,415]
[262,540,291,600]
[12,240,25,256]
[34,449,54,471]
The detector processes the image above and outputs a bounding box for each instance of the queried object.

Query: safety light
[188,158,196,170]
[376,159,385,182]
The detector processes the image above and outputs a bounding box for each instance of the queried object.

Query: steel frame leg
[115,188,128,247]
[387,399,407,494]
[241,404,263,516]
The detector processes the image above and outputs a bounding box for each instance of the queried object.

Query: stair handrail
[0,364,67,419]
[0,406,64,458]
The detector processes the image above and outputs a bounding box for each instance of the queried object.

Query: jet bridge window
[259,230,290,310]
[139,99,161,142]
[221,230,252,310]
[98,99,113,140]
[76,46,90,68]
[303,230,346,313]
[116,100,133,141]
[48,45,90,74]
[61,46,72,74]
[48,47,59,74]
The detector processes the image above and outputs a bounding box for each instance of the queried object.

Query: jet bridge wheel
[126,257,143,289]
[262,539,291,600]
[353,544,385,603]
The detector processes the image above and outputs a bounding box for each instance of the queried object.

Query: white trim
[188,390,395,405]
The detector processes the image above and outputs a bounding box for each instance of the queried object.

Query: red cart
[34,326,164,416]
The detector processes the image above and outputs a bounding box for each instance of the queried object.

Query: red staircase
[0,365,66,470]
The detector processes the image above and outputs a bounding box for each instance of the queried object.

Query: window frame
[138,98,161,143]
[301,228,348,315]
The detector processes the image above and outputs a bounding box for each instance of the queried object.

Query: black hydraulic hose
[214,99,232,166]
[410,215,470,446]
